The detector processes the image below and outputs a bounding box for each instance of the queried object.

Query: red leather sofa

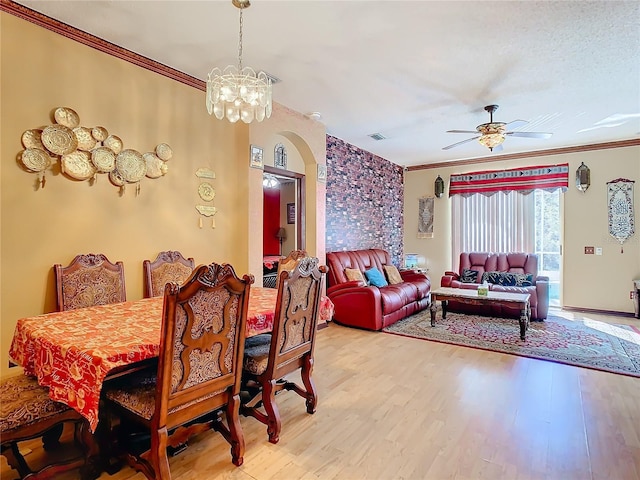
[326,249,431,331]
[441,252,549,320]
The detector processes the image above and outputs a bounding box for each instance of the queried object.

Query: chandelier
[263,173,279,188]
[206,0,272,123]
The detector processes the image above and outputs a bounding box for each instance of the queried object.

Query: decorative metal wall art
[607,178,635,253]
[274,143,287,169]
[19,107,170,194]
[195,168,217,228]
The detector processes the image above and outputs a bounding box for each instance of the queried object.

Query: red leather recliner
[441,252,549,320]
[326,249,431,331]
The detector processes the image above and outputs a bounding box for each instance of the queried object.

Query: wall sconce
[576,162,590,192]
[434,175,445,198]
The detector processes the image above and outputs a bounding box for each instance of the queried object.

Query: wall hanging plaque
[73,126,97,151]
[91,126,108,141]
[61,150,96,180]
[91,147,116,173]
[21,129,45,150]
[42,124,77,155]
[607,178,635,253]
[198,182,215,202]
[21,148,52,173]
[104,135,123,154]
[115,149,146,183]
[195,168,217,228]
[19,107,171,193]
[143,152,165,179]
[155,143,173,161]
[54,107,80,128]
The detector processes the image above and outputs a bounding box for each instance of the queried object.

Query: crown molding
[0,0,205,91]
[407,138,640,171]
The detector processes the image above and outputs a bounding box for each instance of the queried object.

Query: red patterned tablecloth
[8,288,333,432]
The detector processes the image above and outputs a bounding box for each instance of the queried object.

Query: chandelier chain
[238,9,243,70]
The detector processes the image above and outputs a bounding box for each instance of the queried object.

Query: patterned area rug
[383,311,640,377]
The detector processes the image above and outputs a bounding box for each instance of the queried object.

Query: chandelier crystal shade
[205,0,272,123]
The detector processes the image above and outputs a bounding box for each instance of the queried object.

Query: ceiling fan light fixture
[205,0,272,123]
[478,133,505,150]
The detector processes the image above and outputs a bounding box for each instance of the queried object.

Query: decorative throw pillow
[481,271,534,287]
[383,265,404,285]
[364,268,388,287]
[460,268,479,283]
[344,268,366,284]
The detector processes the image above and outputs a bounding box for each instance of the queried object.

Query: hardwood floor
[2,310,639,480]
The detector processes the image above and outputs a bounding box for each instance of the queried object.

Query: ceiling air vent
[264,72,281,85]
[368,133,386,141]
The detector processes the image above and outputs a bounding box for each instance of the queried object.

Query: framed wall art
[250,145,263,169]
[287,203,296,224]
[317,164,327,183]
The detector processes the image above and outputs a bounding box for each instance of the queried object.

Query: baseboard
[561,306,637,318]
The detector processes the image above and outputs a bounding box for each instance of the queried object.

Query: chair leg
[2,442,33,478]
[262,379,282,444]
[226,393,245,466]
[42,423,64,451]
[301,356,318,414]
[151,426,171,480]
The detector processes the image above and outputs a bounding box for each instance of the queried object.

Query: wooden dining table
[9,287,334,433]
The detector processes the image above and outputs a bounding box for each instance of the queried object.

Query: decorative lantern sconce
[576,162,590,192]
[434,175,445,198]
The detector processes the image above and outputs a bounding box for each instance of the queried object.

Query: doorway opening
[262,166,305,287]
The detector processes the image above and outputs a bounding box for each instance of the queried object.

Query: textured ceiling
[14,0,640,167]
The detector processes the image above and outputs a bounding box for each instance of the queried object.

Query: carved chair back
[104,263,254,475]
[54,254,126,311]
[275,249,308,290]
[269,256,327,380]
[242,256,327,444]
[143,250,195,298]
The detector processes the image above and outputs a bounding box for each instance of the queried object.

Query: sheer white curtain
[451,191,535,270]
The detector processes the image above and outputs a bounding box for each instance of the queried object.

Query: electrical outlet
[595,247,602,255]
[632,291,635,300]
[584,246,594,254]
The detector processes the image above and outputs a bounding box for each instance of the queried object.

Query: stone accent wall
[326,135,404,266]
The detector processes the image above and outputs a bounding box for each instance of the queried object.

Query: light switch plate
[585,246,594,254]
[595,247,602,255]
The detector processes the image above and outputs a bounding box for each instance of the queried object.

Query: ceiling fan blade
[505,119,528,130]
[506,131,553,139]
[446,129,479,134]
[492,144,504,152]
[442,136,480,150]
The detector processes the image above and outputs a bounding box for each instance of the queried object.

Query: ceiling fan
[443,105,552,152]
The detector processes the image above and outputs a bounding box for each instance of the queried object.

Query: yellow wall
[404,146,640,314]
[0,13,326,376]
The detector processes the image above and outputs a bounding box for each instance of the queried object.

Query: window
[452,189,561,306]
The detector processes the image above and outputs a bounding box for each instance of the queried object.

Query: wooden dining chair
[241,256,328,444]
[54,253,126,311]
[143,250,195,298]
[102,263,254,478]
[1,374,89,479]
[275,249,308,290]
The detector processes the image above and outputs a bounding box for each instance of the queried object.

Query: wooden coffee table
[430,287,531,340]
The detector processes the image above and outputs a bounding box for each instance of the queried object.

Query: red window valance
[449,163,569,197]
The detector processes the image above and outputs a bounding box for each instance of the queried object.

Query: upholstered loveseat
[441,252,549,320]
[326,249,431,331]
